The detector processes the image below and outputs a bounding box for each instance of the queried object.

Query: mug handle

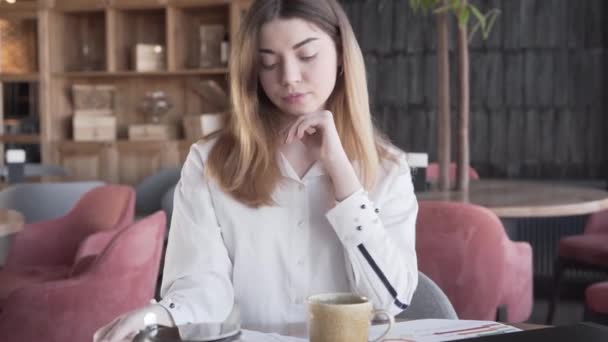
[369,310,394,342]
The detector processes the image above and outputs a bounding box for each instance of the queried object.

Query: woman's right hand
[93,304,175,342]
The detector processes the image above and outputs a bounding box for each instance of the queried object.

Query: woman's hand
[283,110,362,201]
[284,110,344,164]
[93,304,174,342]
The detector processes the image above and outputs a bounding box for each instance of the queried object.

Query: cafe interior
[0,0,607,341]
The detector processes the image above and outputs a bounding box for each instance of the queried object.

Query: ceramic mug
[307,292,394,342]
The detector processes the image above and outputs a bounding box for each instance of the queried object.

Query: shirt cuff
[157,295,192,326]
[326,189,384,249]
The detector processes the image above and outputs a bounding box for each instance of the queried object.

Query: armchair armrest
[500,240,533,322]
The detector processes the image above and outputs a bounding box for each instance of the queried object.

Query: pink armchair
[585,281,608,324]
[416,201,533,322]
[425,162,480,184]
[0,185,135,301]
[0,211,167,342]
[546,208,608,323]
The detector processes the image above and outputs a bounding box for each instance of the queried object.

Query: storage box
[73,115,116,141]
[72,84,116,116]
[128,124,178,141]
[133,44,165,72]
[182,113,225,140]
[0,19,37,73]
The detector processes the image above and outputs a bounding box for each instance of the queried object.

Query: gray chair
[397,272,458,320]
[135,167,181,218]
[0,181,104,223]
[161,183,177,224]
[1,163,69,183]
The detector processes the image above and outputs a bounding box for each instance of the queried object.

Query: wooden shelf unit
[0,73,39,82]
[54,68,228,78]
[0,9,41,166]
[1,0,252,185]
[0,134,40,144]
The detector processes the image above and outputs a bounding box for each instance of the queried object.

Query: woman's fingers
[94,317,122,342]
[102,316,141,342]
[285,116,305,144]
[285,111,331,144]
[296,118,315,140]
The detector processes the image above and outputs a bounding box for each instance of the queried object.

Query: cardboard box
[133,44,165,72]
[72,84,116,116]
[73,115,116,141]
[182,113,225,140]
[128,124,178,141]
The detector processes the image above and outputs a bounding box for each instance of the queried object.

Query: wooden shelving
[0,134,40,144]
[54,68,228,78]
[0,73,39,82]
[1,0,252,184]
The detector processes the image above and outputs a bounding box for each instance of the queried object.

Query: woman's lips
[283,93,308,104]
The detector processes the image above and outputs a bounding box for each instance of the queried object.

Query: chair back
[161,184,177,223]
[585,209,608,234]
[416,201,510,320]
[68,185,135,235]
[426,162,480,184]
[4,185,135,270]
[135,167,181,217]
[88,211,167,303]
[0,181,104,223]
[397,272,458,320]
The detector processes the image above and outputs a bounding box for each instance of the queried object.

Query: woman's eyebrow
[259,37,320,54]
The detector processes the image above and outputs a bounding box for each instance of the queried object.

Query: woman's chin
[280,106,318,117]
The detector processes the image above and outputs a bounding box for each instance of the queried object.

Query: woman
[95,0,418,340]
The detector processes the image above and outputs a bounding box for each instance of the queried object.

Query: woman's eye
[300,54,317,61]
[261,63,277,70]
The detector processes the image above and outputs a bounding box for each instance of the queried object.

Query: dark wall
[341,0,607,179]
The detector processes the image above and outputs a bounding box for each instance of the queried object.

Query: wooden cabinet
[56,141,117,182]
[54,0,109,12]
[1,0,251,184]
[116,141,180,184]
[57,140,186,185]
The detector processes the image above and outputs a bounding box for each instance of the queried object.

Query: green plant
[408,0,499,41]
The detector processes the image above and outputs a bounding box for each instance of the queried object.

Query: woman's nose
[281,59,302,87]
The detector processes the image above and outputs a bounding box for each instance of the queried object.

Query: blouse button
[169,303,176,309]
[360,204,366,209]
[356,225,363,231]
[375,208,380,213]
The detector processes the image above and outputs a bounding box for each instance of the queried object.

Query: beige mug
[307,292,394,342]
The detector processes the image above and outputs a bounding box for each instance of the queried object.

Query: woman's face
[258,18,339,118]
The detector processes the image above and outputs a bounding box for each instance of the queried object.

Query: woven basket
[0,19,37,73]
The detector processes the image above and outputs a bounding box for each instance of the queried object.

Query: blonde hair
[207,0,393,207]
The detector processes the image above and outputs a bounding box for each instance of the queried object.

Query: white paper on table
[239,329,307,342]
[368,319,521,342]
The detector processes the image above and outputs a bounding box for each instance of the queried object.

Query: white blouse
[158,138,419,336]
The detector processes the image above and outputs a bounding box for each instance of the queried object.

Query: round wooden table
[417,180,608,218]
[0,209,24,238]
[0,209,24,265]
